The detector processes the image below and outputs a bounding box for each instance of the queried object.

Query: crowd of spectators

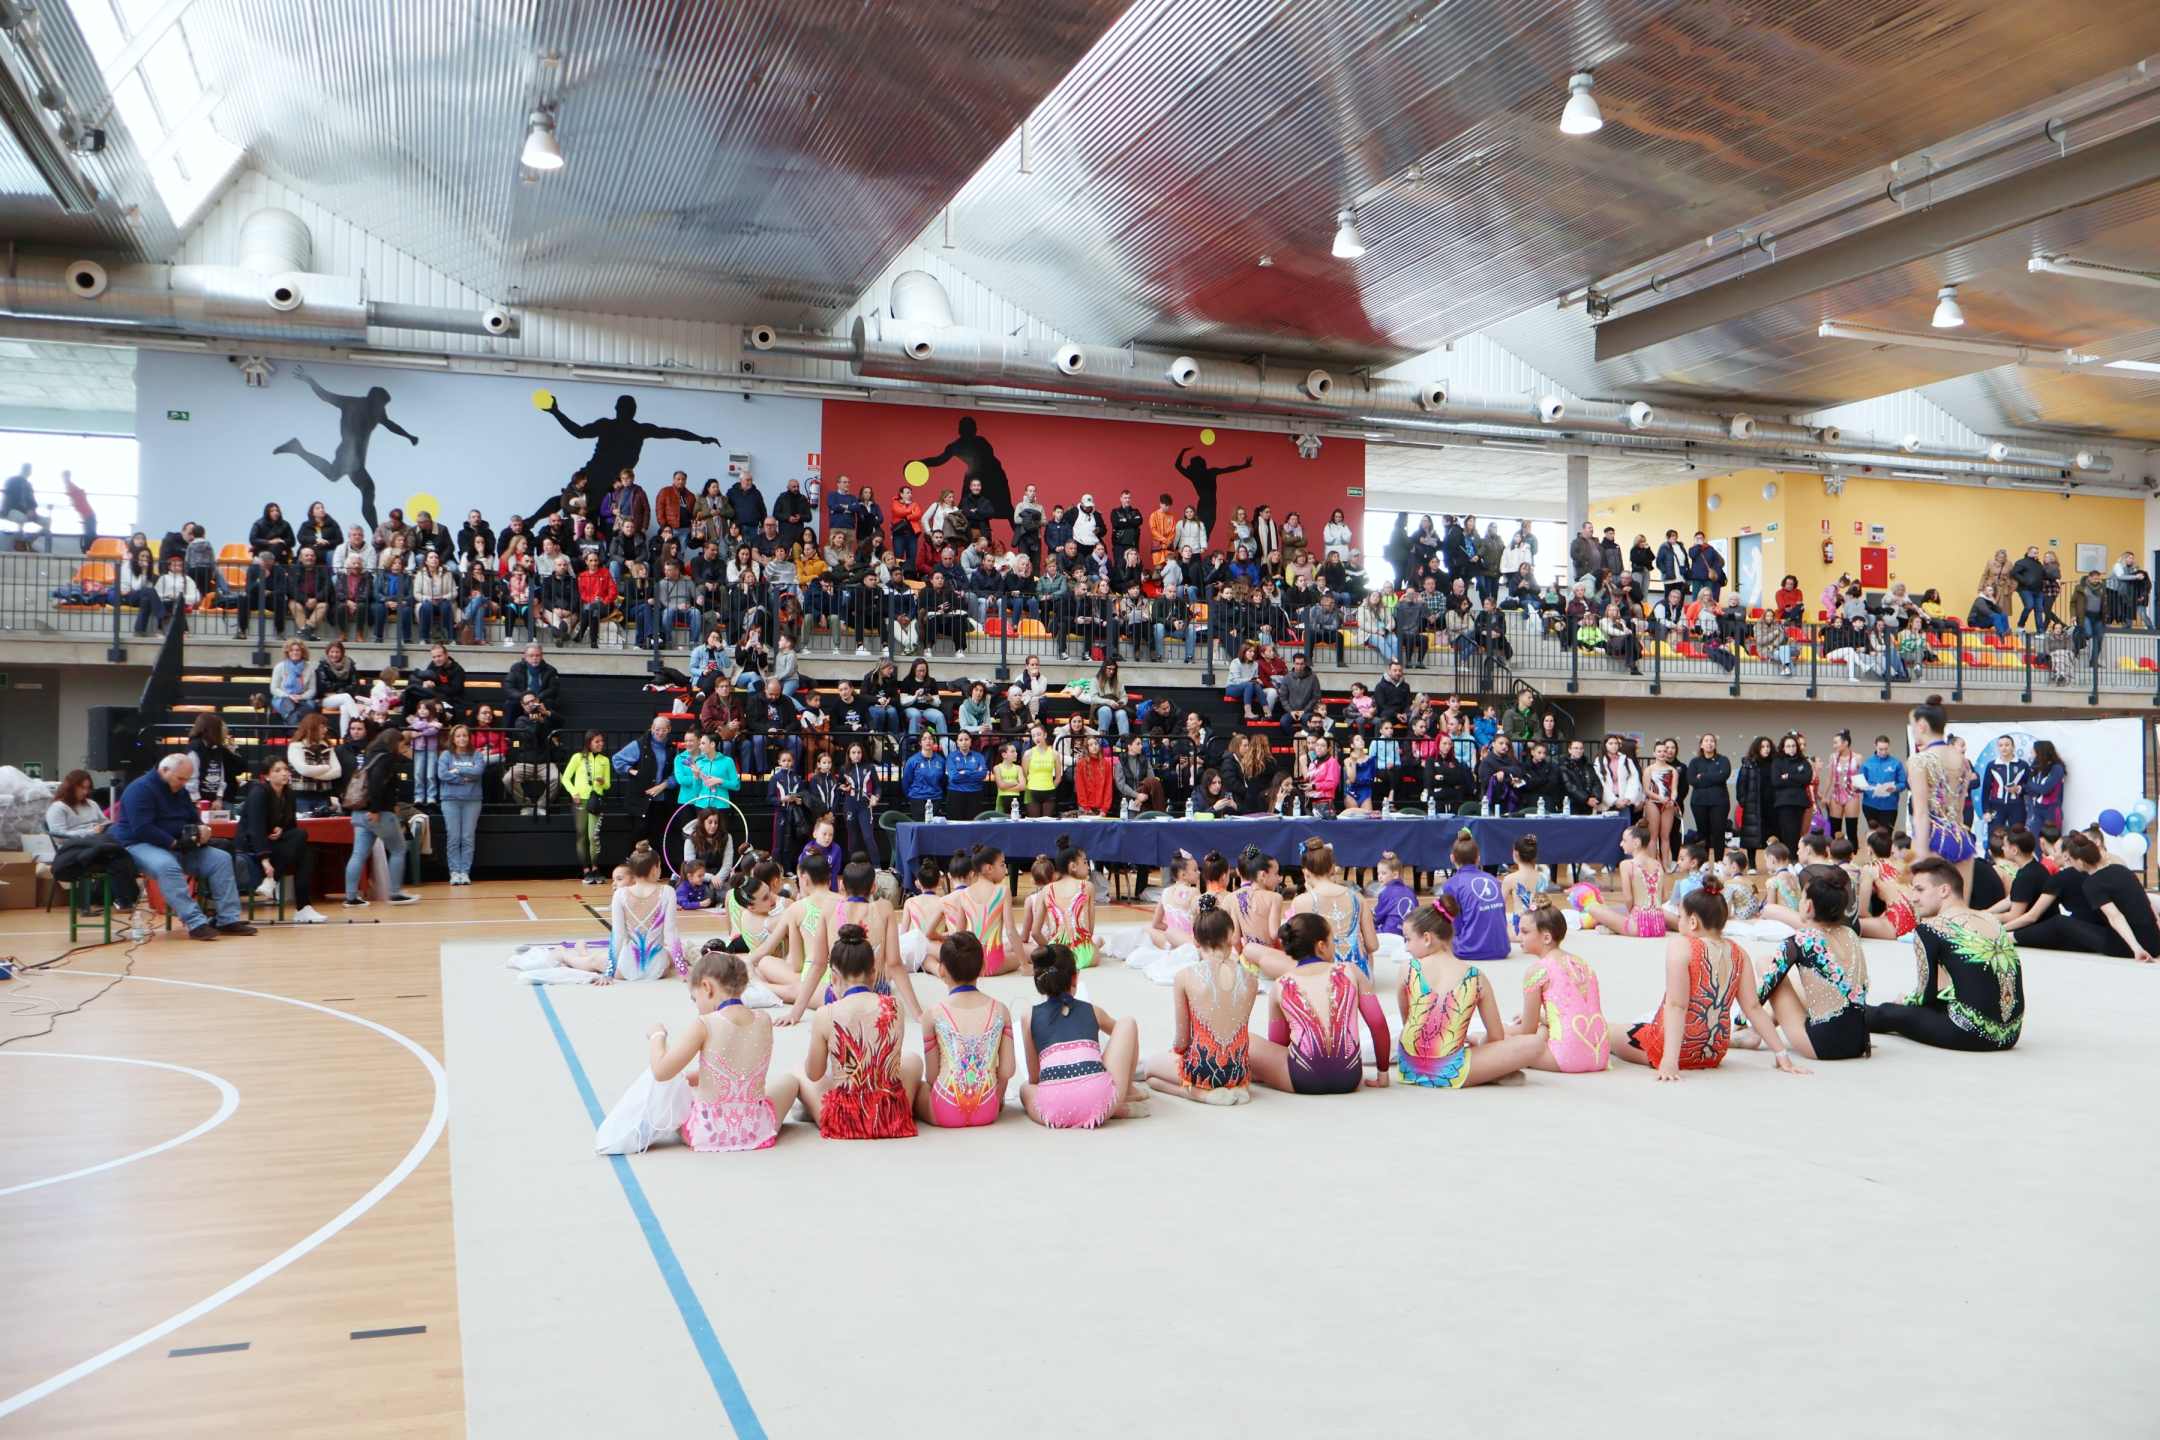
[75,466,2154,713]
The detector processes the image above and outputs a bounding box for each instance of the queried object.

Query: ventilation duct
[746,272,2110,484]
[1,209,521,341]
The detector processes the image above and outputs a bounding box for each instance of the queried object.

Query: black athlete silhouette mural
[1174,445,1253,537]
[532,393,722,521]
[272,366,416,530]
[916,417,1013,522]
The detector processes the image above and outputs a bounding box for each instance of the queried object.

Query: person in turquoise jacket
[684,731,740,810]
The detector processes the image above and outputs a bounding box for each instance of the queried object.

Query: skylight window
[65,1,241,225]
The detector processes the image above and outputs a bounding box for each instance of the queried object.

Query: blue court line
[531,986,767,1439]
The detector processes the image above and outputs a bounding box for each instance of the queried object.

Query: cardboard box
[0,851,35,909]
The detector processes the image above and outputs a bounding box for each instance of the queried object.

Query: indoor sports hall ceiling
[13,0,1131,317]
[1,0,2157,449]
[929,0,2160,360]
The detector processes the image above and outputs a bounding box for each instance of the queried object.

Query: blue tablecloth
[893,812,1626,876]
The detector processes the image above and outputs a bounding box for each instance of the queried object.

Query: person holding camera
[113,754,253,941]
[505,693,563,814]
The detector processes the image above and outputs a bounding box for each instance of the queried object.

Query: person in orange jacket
[889,487,924,573]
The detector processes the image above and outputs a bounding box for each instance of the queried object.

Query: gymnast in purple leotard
[1248,912,1391,1095]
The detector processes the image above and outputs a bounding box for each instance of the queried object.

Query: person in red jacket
[889,488,923,573]
[1073,734,1116,816]
[571,550,619,648]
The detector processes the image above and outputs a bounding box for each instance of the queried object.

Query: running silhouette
[1174,446,1253,537]
[533,394,722,521]
[916,416,1012,522]
[272,366,415,530]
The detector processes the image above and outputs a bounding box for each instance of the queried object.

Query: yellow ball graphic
[406,492,442,521]
[531,388,555,411]
[903,459,931,487]
[1199,428,1217,445]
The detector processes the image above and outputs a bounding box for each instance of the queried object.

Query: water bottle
[1562,796,1572,816]
[1121,797,1132,820]
[925,796,936,821]
[1184,794,1196,818]
[1011,798,1021,820]
[1382,792,1394,817]
[1536,795,1547,817]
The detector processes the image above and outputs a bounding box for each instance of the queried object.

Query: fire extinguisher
[1821,539,1835,565]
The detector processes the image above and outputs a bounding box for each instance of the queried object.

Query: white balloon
[2110,831,2147,866]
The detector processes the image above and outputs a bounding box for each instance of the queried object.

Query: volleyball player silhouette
[533,394,722,521]
[1174,446,1253,538]
[272,366,416,530]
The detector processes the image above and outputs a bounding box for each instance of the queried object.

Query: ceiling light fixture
[1559,72,1603,135]
[1331,209,1365,260]
[1930,284,1964,329]
[2026,255,2160,291]
[521,107,564,170]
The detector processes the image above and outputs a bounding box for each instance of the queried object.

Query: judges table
[894,812,1628,877]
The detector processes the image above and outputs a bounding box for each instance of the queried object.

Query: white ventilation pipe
[744,272,2100,482]
[238,207,312,275]
[1,210,520,340]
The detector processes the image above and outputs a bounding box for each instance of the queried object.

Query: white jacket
[1598,754,1643,808]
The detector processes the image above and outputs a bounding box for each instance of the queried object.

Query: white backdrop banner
[1945,716,2144,831]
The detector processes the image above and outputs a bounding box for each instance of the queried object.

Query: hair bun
[1700,875,1724,897]
[837,923,868,945]
[1196,893,1220,914]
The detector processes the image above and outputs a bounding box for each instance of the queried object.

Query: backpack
[343,758,371,810]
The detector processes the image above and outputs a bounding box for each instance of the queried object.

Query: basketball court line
[530,984,767,1440]
[0,1052,240,1197]
[0,970,448,1423]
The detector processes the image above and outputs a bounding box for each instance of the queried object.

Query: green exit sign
[166,409,190,421]
[1346,486,1363,497]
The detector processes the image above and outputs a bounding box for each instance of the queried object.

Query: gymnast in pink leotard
[1506,906,1609,1073]
[915,932,1014,1128]
[648,945,802,1151]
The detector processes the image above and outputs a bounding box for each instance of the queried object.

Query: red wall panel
[819,399,1364,551]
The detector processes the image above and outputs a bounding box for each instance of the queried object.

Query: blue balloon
[2134,799,2158,822]
[2099,809,2125,836]
[2127,809,2149,834]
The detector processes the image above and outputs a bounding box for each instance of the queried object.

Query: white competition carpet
[441,927,2160,1439]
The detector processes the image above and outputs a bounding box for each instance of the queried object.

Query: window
[1,431,139,540]
[1360,509,1569,589]
[65,2,240,225]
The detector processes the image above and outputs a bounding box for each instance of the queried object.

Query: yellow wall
[1591,470,2143,609]
[1589,477,1696,546]
[1779,475,2139,605]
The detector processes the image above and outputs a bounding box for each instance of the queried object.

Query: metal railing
[6,549,2157,704]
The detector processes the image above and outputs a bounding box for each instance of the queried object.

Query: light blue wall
[134,350,821,542]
